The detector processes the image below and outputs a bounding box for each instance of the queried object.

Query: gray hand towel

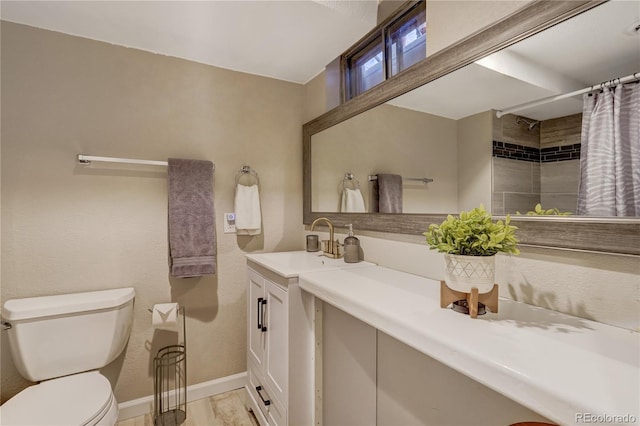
[168,158,216,278]
[373,173,403,213]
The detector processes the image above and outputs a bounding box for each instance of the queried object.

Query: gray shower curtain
[577,82,640,216]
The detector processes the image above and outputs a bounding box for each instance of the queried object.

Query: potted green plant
[424,205,519,293]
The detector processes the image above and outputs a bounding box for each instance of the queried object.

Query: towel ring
[342,173,360,190]
[236,165,260,186]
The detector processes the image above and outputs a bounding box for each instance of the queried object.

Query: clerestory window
[342,0,426,102]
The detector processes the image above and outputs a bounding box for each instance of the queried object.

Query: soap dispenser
[343,224,361,263]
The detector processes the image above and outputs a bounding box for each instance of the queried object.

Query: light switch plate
[224,212,236,233]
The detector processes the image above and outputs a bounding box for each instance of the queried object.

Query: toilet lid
[0,371,115,426]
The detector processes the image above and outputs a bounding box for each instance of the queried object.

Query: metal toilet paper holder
[149,305,187,426]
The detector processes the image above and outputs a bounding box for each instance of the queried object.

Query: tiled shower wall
[492,113,582,215]
[539,114,582,214]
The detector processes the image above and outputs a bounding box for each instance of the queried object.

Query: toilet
[0,287,135,426]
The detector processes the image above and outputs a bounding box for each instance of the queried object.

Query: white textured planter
[444,254,496,294]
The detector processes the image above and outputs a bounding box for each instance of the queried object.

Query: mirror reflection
[310,0,639,217]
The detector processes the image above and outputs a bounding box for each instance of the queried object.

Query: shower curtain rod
[495,72,639,118]
[77,154,168,166]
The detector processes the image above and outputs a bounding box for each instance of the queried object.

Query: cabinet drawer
[245,385,268,426]
[247,360,269,420]
[264,383,286,426]
[248,359,287,425]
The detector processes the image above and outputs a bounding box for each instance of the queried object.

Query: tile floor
[116,389,258,426]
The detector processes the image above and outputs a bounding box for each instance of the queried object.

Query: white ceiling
[0,0,378,84]
[389,0,640,121]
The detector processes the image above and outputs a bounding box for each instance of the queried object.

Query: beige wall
[426,0,531,56]
[303,71,327,124]
[0,22,305,403]
[377,0,407,24]
[457,111,493,212]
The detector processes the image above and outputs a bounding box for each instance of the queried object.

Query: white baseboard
[117,371,247,421]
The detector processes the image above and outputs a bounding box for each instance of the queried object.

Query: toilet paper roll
[152,303,179,331]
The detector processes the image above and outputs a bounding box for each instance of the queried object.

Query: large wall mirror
[304,0,640,255]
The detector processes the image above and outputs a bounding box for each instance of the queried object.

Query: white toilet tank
[2,287,135,382]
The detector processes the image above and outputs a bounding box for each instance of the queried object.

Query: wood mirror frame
[303,0,640,256]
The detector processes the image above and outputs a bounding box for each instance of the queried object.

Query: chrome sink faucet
[310,217,342,258]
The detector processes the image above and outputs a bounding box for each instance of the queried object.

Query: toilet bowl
[0,288,135,426]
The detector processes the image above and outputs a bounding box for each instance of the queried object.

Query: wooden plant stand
[440,281,499,319]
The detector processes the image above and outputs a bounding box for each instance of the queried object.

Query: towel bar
[77,154,168,166]
[368,175,434,184]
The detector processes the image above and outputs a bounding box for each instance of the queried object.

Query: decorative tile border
[493,141,580,163]
[493,141,539,162]
[540,143,581,162]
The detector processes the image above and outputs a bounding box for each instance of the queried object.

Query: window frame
[340,0,426,103]
[385,3,427,78]
[344,35,385,101]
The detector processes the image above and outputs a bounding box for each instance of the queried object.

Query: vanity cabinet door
[264,280,289,406]
[247,267,290,425]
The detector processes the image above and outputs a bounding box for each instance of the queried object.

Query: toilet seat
[0,371,118,426]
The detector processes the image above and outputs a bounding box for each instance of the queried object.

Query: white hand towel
[341,188,366,212]
[235,184,262,235]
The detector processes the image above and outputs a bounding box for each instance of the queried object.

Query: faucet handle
[332,239,343,258]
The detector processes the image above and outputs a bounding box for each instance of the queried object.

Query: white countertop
[246,250,374,278]
[299,265,640,426]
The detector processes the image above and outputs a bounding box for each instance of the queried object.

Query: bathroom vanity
[246,251,639,425]
[244,251,373,426]
[299,265,640,426]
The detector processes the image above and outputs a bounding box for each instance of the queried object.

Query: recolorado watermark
[576,412,637,424]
